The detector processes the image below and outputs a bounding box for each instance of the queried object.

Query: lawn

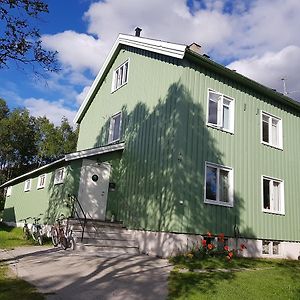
[168,256,300,299]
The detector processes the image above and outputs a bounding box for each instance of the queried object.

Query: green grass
[0,264,44,300]
[168,257,300,299]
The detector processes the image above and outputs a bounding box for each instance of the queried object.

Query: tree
[0,0,58,72]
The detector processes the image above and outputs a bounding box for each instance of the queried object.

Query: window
[262,240,270,254]
[262,240,280,255]
[6,186,12,197]
[262,176,284,214]
[108,112,122,143]
[24,179,31,192]
[37,174,46,189]
[54,168,65,185]
[207,90,234,133]
[112,60,129,92]
[205,162,233,207]
[261,112,282,149]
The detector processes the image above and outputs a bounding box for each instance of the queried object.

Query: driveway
[0,246,172,300]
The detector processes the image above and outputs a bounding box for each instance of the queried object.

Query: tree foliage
[0,0,58,72]
[0,99,78,209]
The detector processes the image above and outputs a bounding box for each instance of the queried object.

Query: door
[78,159,111,220]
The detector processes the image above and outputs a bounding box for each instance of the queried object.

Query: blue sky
[1,0,300,125]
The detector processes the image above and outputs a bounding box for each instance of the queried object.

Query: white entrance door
[78,159,111,220]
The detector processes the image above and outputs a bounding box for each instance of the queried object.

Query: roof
[0,142,125,188]
[74,33,300,125]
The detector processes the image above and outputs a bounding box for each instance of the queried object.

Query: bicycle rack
[68,194,87,242]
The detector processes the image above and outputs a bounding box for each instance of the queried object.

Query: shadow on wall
[93,81,257,254]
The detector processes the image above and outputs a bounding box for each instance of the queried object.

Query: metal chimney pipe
[135,27,142,37]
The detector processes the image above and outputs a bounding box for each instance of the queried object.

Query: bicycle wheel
[31,227,38,241]
[23,227,30,240]
[61,236,68,250]
[37,230,43,246]
[51,227,59,247]
[68,236,76,250]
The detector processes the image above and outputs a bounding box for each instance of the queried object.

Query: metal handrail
[68,194,87,242]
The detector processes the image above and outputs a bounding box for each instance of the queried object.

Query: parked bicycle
[50,214,76,250]
[19,217,31,240]
[31,214,44,245]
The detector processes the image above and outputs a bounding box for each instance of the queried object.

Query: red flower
[224,245,229,251]
[240,244,247,250]
[228,252,233,258]
[218,233,225,239]
[208,244,214,250]
[202,239,207,247]
[207,231,212,237]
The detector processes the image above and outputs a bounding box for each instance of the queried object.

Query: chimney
[188,42,202,55]
[135,27,142,37]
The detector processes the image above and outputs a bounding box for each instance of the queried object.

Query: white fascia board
[0,158,65,188]
[73,34,187,124]
[65,142,125,161]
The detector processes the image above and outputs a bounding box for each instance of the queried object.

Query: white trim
[206,89,235,134]
[6,186,12,197]
[65,142,125,161]
[260,111,283,150]
[261,175,285,215]
[204,161,234,207]
[73,34,186,124]
[54,167,65,185]
[108,112,122,144]
[37,174,47,189]
[24,179,32,192]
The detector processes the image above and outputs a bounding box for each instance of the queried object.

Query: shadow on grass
[0,222,14,233]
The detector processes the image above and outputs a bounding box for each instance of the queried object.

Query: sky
[1,0,300,125]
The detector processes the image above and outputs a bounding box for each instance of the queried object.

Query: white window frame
[6,186,12,197]
[24,179,31,192]
[54,168,65,185]
[37,174,47,189]
[261,175,285,215]
[204,162,234,207]
[262,240,281,256]
[108,112,122,144]
[111,59,129,92]
[206,89,235,133]
[261,111,283,149]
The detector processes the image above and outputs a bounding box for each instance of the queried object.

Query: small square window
[108,112,122,143]
[262,240,270,254]
[207,90,234,133]
[24,179,31,192]
[37,174,46,189]
[205,162,233,207]
[112,60,129,92]
[262,176,284,214]
[54,168,65,185]
[273,242,280,255]
[261,112,282,149]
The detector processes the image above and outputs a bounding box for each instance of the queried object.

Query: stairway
[69,219,139,255]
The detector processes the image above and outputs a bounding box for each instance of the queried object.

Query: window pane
[272,119,278,146]
[273,181,280,212]
[112,114,121,141]
[119,65,124,85]
[219,169,229,202]
[222,105,230,130]
[263,179,270,209]
[124,62,128,83]
[262,240,270,254]
[262,116,269,143]
[206,166,217,201]
[273,242,280,255]
[208,100,218,124]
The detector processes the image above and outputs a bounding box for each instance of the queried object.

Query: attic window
[112,60,129,92]
[6,186,12,197]
[54,168,65,185]
[37,174,46,189]
[24,179,31,192]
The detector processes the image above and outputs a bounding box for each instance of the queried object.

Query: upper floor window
[205,162,234,207]
[112,60,129,92]
[108,112,122,143]
[261,112,282,149]
[207,90,234,133]
[262,176,284,215]
[37,174,46,189]
[54,168,65,185]
[6,186,12,197]
[24,179,31,192]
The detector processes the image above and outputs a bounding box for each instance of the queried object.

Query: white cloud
[76,86,91,105]
[24,98,77,125]
[227,46,300,100]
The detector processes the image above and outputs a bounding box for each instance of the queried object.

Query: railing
[68,194,87,242]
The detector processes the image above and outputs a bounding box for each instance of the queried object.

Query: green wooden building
[2,32,300,259]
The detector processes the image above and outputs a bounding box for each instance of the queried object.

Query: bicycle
[50,215,76,250]
[31,214,44,245]
[19,217,31,240]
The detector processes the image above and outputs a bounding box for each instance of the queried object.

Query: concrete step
[76,243,140,255]
[68,219,124,228]
[72,230,133,240]
[70,224,127,233]
[79,238,137,247]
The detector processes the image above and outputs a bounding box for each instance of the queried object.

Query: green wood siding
[77,45,300,241]
[3,160,82,223]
